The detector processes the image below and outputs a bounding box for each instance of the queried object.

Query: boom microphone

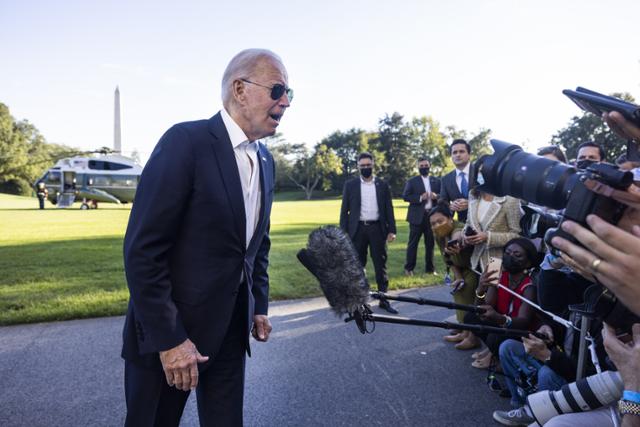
[297,225,369,315]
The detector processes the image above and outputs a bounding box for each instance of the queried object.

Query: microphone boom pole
[371,291,485,314]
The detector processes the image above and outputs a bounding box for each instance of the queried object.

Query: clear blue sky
[2,0,639,163]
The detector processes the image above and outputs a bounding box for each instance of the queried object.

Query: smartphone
[464,226,477,237]
[562,87,640,126]
[446,238,459,248]
[486,256,502,275]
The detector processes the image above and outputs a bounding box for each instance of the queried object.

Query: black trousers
[124,291,248,427]
[353,222,389,292]
[463,311,509,356]
[404,214,435,273]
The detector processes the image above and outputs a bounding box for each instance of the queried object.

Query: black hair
[450,139,471,155]
[537,145,567,164]
[418,156,429,163]
[357,152,373,162]
[577,142,606,162]
[428,200,453,219]
[504,237,538,266]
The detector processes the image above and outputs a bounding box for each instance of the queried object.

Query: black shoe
[379,299,398,314]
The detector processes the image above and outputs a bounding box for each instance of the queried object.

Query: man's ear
[232,79,246,103]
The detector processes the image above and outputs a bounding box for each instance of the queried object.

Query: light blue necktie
[460,172,468,198]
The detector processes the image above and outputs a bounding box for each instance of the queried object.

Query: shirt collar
[457,163,470,176]
[220,108,251,150]
[360,176,376,184]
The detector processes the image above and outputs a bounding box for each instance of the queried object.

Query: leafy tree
[320,128,375,190]
[406,116,449,176]
[550,92,635,162]
[0,103,73,195]
[370,112,415,194]
[287,143,342,200]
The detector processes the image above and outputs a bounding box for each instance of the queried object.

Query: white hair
[221,48,284,107]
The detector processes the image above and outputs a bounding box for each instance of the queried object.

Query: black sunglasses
[241,78,294,102]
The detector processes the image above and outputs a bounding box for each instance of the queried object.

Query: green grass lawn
[0,192,444,325]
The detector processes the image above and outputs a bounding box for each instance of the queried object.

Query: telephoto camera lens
[476,140,580,210]
[525,371,622,425]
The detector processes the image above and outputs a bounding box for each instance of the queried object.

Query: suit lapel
[248,143,271,250]
[207,113,246,247]
[482,196,506,230]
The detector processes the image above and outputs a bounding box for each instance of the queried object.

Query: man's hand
[159,338,209,391]
[603,323,640,390]
[430,192,438,201]
[523,334,552,362]
[387,233,396,243]
[583,180,640,211]
[551,215,640,316]
[603,111,640,142]
[420,192,429,202]
[252,315,272,342]
[450,198,468,212]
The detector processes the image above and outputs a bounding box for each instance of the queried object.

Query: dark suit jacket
[122,112,274,369]
[439,164,474,223]
[339,177,396,239]
[402,175,441,225]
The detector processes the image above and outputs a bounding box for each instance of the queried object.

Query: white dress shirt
[455,163,471,194]
[359,177,379,221]
[421,175,433,210]
[221,108,261,248]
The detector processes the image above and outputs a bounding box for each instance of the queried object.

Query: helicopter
[35,147,143,209]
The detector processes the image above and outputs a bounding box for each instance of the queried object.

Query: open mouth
[269,113,282,123]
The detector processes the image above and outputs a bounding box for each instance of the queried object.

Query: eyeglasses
[241,79,294,103]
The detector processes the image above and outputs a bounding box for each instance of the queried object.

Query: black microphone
[296,225,369,316]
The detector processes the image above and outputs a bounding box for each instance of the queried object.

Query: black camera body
[476,140,632,253]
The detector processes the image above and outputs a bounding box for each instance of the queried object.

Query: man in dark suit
[439,139,473,223]
[122,49,292,426]
[402,157,441,275]
[340,152,398,313]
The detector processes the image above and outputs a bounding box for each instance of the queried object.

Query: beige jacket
[466,194,522,273]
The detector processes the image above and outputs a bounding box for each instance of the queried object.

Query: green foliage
[370,112,415,194]
[551,92,635,162]
[0,103,75,195]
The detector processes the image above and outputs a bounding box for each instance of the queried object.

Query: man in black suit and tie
[439,139,473,223]
[402,157,441,275]
[340,152,398,313]
[122,49,292,426]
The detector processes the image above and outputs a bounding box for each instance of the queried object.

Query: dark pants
[463,311,510,356]
[404,214,435,273]
[124,291,248,427]
[353,222,389,292]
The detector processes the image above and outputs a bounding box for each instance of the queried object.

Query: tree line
[0,93,634,197]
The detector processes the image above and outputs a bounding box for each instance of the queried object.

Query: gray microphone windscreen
[297,226,369,315]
